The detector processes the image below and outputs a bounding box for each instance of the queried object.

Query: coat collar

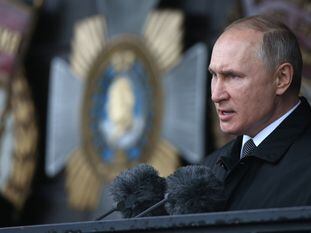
[250,97,311,163]
[218,97,311,169]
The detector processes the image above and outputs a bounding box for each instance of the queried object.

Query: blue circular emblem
[82,36,162,178]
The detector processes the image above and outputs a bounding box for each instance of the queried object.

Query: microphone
[97,163,167,219]
[135,165,227,217]
[165,165,227,215]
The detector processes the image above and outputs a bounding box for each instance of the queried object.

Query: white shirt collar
[241,100,301,157]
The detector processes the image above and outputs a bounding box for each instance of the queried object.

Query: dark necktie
[241,139,256,158]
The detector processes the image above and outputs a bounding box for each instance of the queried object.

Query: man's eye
[228,74,239,79]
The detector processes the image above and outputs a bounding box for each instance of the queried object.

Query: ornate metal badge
[46,2,207,211]
[65,11,184,210]
[0,0,38,209]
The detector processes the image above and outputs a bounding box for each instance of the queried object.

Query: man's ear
[275,62,294,95]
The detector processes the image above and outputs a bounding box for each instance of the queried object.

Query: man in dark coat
[206,15,311,210]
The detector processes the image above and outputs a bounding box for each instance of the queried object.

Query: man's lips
[217,109,235,121]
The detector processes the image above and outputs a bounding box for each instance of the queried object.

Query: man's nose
[211,78,229,103]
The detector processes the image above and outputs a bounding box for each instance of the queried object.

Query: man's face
[209,28,278,137]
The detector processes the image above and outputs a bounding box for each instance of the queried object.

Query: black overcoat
[205,97,311,210]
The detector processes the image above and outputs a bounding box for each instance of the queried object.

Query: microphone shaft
[96,207,118,220]
[135,194,169,218]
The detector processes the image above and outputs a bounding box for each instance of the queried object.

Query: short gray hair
[225,15,303,95]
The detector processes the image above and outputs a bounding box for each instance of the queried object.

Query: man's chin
[220,124,240,136]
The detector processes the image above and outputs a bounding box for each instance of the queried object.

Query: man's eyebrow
[208,68,245,77]
[221,70,245,77]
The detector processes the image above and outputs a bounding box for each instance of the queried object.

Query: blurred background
[0,0,309,227]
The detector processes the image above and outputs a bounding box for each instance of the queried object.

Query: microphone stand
[96,207,118,220]
[135,194,169,218]
[96,202,124,220]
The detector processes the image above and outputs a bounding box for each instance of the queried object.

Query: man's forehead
[220,27,263,40]
[214,28,263,52]
[210,29,263,68]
